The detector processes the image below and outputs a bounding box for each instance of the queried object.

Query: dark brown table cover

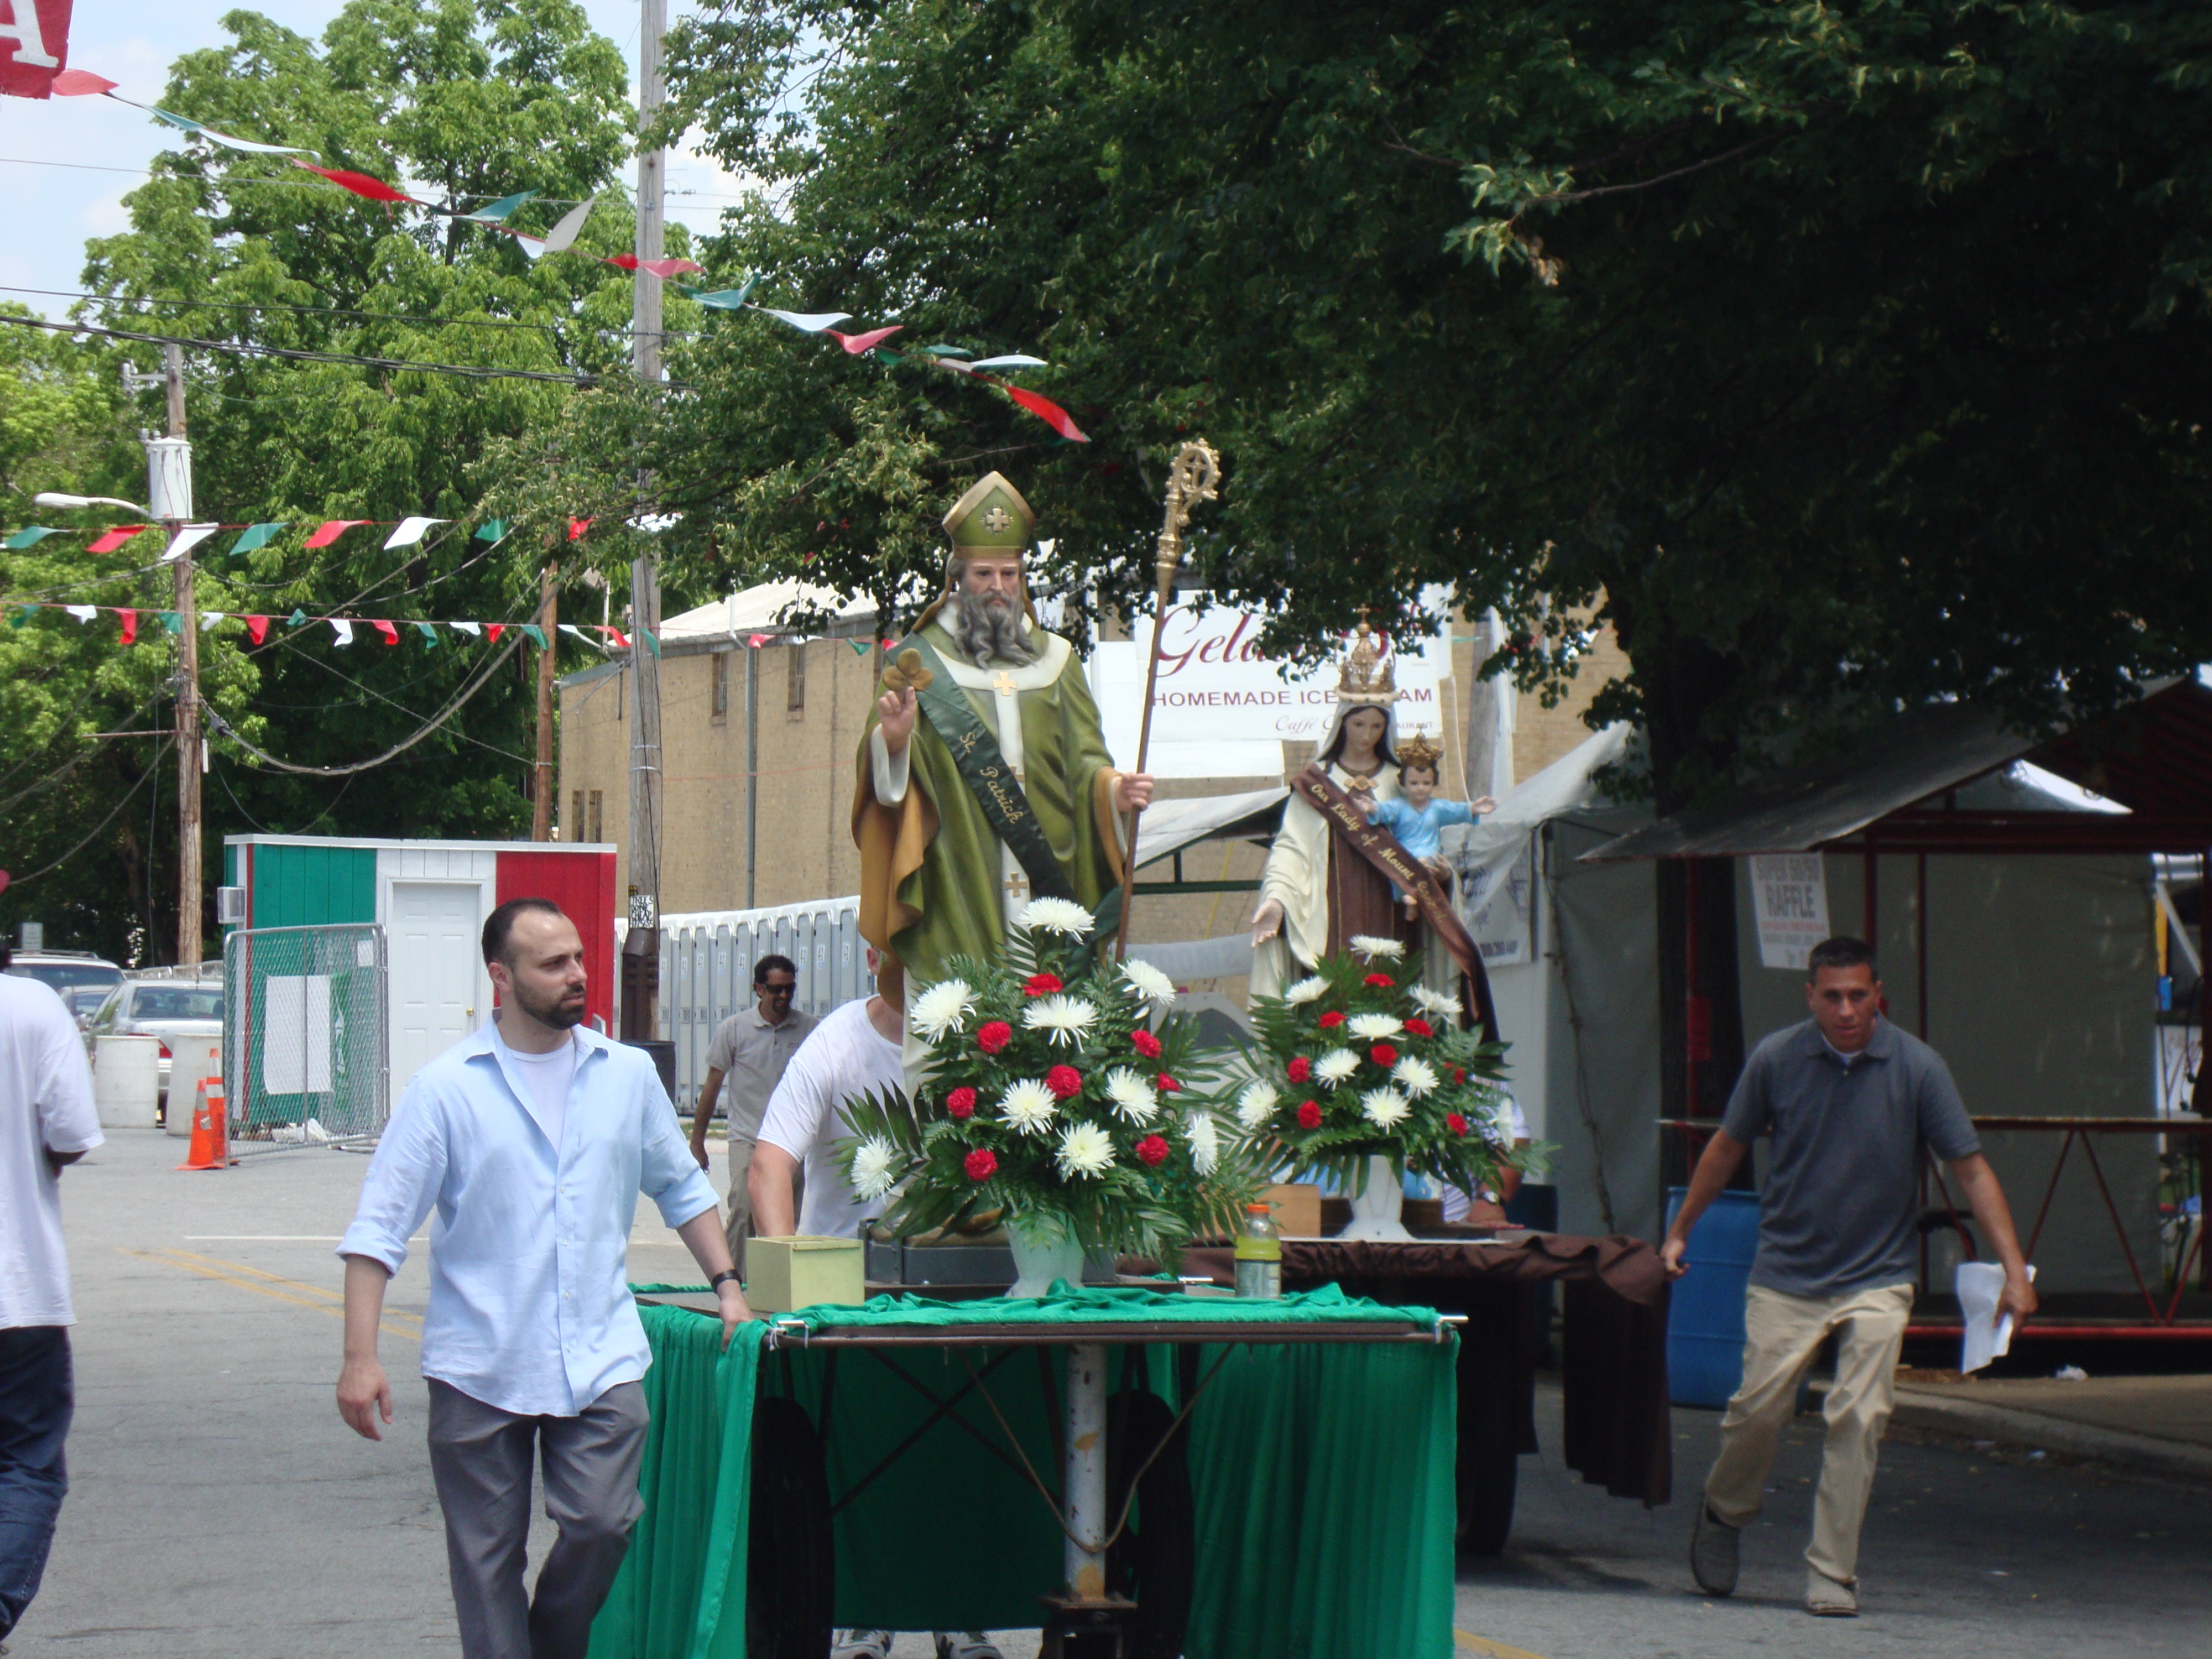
[1173,1233,1673,1512]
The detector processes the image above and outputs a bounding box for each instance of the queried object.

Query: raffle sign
[0,1,70,100]
[1750,853,1829,970]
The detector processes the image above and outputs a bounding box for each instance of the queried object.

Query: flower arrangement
[1235,936,1525,1195]
[835,897,1254,1257]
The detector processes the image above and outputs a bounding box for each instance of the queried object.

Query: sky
[0,2,757,317]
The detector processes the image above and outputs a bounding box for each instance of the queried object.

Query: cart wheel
[1455,1337,1519,1557]
[1105,1390,1194,1659]
[748,1395,834,1659]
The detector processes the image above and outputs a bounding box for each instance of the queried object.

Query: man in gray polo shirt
[688,954,815,1270]
[1662,935,2036,1618]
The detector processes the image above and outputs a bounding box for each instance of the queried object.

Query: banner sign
[1750,853,1829,970]
[0,0,70,100]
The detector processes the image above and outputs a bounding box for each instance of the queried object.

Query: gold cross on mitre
[990,671,1019,695]
[982,505,1012,533]
[1004,870,1031,899]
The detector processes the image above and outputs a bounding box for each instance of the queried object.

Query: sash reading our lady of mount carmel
[894,633,1083,907]
[1290,761,1502,1044]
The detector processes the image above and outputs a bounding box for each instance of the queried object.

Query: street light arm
[33,491,152,514]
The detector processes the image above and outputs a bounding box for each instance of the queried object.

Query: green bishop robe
[853,619,1126,1005]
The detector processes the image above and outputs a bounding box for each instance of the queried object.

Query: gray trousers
[724,1135,757,1275]
[426,1379,649,1659]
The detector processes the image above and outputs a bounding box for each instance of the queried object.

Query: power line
[0,155,754,205]
[3,284,665,341]
[6,737,173,888]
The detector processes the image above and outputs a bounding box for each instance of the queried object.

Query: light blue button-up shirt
[339,1021,718,1416]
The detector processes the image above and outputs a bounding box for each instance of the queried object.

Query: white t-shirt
[757,998,905,1238]
[1440,1089,1532,1224]
[493,1024,577,1149]
[1,973,105,1327]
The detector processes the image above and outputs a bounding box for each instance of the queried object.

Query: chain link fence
[222,924,389,1152]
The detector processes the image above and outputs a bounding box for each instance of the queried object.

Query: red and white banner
[0,1,70,100]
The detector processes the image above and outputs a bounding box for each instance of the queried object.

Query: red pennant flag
[305,519,368,548]
[748,633,770,648]
[87,525,149,554]
[638,258,703,279]
[372,619,400,646]
[827,324,904,355]
[247,614,270,645]
[116,608,138,645]
[567,518,591,541]
[291,159,415,204]
[604,627,631,649]
[1002,383,1089,443]
[486,623,507,644]
[53,71,123,97]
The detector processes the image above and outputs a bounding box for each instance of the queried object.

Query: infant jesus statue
[1360,732,1496,920]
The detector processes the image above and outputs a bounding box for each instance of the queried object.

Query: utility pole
[531,560,557,841]
[620,0,667,1039]
[148,343,203,966]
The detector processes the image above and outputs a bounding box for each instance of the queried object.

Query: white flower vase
[1007,1222,1088,1299]
[1338,1154,1414,1243]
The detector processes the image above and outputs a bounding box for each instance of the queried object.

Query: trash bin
[1664,1186,1760,1408]
[93,1034,161,1130]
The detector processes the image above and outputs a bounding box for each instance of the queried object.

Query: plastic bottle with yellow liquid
[1234,1202,1282,1299]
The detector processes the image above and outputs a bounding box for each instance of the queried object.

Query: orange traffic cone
[176,1077,234,1170]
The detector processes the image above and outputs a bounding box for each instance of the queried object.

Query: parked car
[62,985,111,1027]
[4,948,125,1003]
[84,977,226,1107]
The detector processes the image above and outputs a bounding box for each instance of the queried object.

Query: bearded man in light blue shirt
[335,897,748,1659]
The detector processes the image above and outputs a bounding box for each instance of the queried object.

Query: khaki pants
[723,1136,755,1274]
[1704,1281,1915,1585]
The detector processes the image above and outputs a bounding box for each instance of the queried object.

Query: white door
[389,881,484,1094]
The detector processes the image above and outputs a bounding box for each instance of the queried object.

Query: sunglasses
[760,983,797,999]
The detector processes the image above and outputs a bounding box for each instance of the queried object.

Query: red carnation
[1135,1134,1171,1167]
[1405,1017,1434,1038]
[1045,1065,1083,1100]
[1447,1113,1470,1136]
[1130,1028,1163,1059]
[1370,1044,1399,1068]
[977,1021,1014,1055]
[1364,972,1395,988]
[946,1086,978,1120]
[964,1147,999,1181]
[1452,1066,1467,1084]
[1287,1055,1313,1084]
[1318,1011,1345,1030]
[1156,1074,1182,1093]
[1296,1099,1323,1130]
[1024,972,1064,997]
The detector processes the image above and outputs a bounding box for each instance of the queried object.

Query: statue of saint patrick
[853,472,1154,1028]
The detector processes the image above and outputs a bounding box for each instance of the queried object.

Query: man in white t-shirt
[749,955,1001,1659]
[0,946,103,1645]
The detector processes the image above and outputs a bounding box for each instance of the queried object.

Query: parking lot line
[118,1246,422,1342]
[1456,1633,1551,1659]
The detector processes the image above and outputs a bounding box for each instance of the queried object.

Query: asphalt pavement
[14,1127,2212,1658]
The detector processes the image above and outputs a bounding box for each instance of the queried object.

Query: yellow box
[747,1236,867,1313]
[1262,1182,1323,1238]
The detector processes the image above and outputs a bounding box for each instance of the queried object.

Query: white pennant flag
[451,621,481,637]
[161,523,223,563]
[329,619,354,646]
[757,307,852,332]
[200,611,224,629]
[541,198,594,254]
[65,605,97,623]
[384,517,448,550]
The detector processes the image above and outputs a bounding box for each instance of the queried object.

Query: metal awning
[1585,679,2212,861]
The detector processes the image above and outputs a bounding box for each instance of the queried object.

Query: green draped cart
[587,1285,1461,1659]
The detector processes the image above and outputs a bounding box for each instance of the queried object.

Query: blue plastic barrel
[1663,1187,1761,1408]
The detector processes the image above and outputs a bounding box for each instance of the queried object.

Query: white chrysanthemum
[1187,1110,1220,1176]
[1408,984,1463,1020]
[1360,1088,1411,1130]
[1235,1079,1280,1130]
[908,978,977,1041]
[851,1137,901,1201]
[1119,958,1178,1006]
[1056,1121,1117,1178]
[1347,1013,1405,1041]
[998,1078,1059,1136]
[1017,896,1096,937]
[1282,975,1329,1005]
[1313,1047,1360,1086]
[1022,994,1099,1046]
[1392,1055,1441,1097]
[1103,1067,1160,1124]
[1348,933,1406,961]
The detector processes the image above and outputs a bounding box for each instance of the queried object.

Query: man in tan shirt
[688,954,815,1269]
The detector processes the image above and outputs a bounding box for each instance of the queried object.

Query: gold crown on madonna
[1335,623,1400,706]
[1396,731,1444,774]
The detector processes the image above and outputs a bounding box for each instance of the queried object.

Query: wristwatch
[708,1268,743,1292]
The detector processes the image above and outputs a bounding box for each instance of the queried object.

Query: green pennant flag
[872,347,904,365]
[4,525,58,550]
[287,608,309,627]
[415,622,440,646]
[474,519,508,542]
[848,638,872,657]
[231,521,287,556]
[8,606,32,627]
[157,611,183,635]
[641,629,660,658]
[520,623,547,649]
[687,273,759,309]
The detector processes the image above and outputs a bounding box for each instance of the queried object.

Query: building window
[786,641,806,714]
[616,667,624,722]
[712,649,729,721]
[588,790,603,843]
[571,790,583,841]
